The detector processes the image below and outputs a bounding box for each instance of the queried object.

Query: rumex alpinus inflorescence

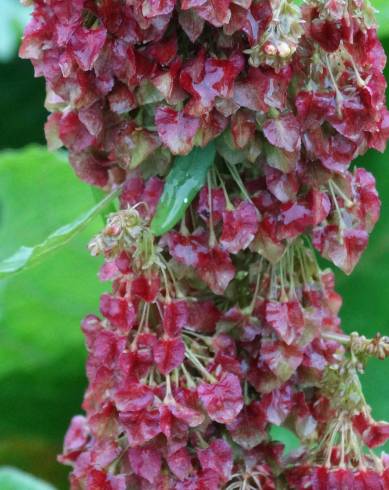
[21,0,389,488]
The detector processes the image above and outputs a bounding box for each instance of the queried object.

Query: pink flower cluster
[21,0,389,488]
[56,172,388,488]
[21,0,386,274]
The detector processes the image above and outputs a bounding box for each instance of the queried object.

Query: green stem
[226,162,252,202]
[185,348,216,383]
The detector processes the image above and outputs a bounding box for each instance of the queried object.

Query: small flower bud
[264,42,277,56]
[277,41,291,58]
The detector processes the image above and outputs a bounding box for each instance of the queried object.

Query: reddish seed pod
[21,0,389,487]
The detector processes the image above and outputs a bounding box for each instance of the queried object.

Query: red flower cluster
[56,182,346,488]
[21,0,385,276]
[21,0,389,488]
[21,0,387,180]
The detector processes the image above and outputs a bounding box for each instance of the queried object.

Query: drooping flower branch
[21,0,389,488]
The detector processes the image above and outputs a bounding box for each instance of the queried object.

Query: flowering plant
[10,0,389,487]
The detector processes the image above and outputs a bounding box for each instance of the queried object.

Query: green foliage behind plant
[0,147,105,488]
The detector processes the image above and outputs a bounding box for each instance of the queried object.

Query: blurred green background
[0,0,389,488]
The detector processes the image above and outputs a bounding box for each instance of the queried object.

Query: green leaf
[0,467,56,490]
[151,143,216,235]
[0,187,118,278]
[0,147,107,380]
[0,146,105,457]
[270,426,300,455]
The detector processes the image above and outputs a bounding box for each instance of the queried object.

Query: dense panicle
[21,0,389,488]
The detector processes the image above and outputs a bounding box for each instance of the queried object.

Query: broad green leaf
[0,145,104,383]
[0,467,56,490]
[0,146,105,487]
[0,187,118,278]
[151,143,216,235]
